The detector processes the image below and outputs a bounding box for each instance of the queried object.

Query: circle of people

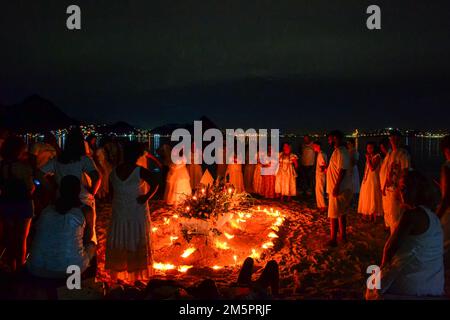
[1,127,449,299]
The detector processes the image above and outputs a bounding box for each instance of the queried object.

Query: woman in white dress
[41,128,101,243]
[106,141,159,283]
[164,154,192,205]
[313,141,327,212]
[358,142,383,222]
[275,143,298,201]
[225,155,245,193]
[366,170,444,299]
[347,139,360,197]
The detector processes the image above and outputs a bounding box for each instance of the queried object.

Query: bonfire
[150,181,286,273]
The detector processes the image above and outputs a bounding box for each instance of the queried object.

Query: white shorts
[328,189,352,219]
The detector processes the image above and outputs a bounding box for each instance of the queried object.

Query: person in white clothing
[358,142,383,222]
[164,150,192,205]
[347,138,360,197]
[326,131,353,247]
[382,130,411,233]
[27,175,97,279]
[106,141,159,283]
[312,141,327,212]
[366,170,443,299]
[379,138,391,230]
[41,128,101,243]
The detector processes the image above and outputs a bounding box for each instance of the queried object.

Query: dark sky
[1,0,450,131]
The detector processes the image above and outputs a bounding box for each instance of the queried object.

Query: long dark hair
[54,175,82,214]
[123,141,145,164]
[58,128,86,164]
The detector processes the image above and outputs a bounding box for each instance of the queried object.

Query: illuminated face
[282,144,291,154]
[366,144,375,155]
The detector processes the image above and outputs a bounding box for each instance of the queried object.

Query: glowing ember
[181,247,196,258]
[262,241,274,249]
[250,249,260,259]
[215,240,230,250]
[177,265,193,273]
[147,205,286,271]
[153,262,176,271]
[224,232,234,239]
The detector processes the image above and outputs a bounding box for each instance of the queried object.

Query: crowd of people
[0,125,450,299]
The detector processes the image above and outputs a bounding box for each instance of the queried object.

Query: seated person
[27,175,96,278]
[366,169,444,299]
[227,257,279,299]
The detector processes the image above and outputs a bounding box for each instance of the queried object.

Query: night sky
[1,0,450,131]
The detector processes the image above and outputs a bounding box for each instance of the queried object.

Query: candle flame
[212,265,222,270]
[268,232,279,238]
[262,241,274,249]
[224,232,234,239]
[177,265,193,273]
[153,262,175,271]
[215,240,230,250]
[181,247,196,258]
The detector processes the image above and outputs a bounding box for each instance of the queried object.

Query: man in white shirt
[326,130,353,246]
[300,135,316,196]
[382,130,411,233]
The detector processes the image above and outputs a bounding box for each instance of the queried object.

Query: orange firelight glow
[181,247,196,258]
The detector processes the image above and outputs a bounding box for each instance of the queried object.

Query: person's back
[111,165,148,220]
[27,206,91,278]
[387,206,444,296]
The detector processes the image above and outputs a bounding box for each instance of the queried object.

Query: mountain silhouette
[0,94,77,132]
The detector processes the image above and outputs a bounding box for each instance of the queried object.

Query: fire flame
[177,265,193,273]
[212,265,222,270]
[153,262,175,271]
[262,241,274,249]
[181,247,196,258]
[224,232,234,240]
[215,240,230,250]
[268,232,279,238]
[250,249,260,259]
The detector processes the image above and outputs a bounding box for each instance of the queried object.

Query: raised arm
[137,167,160,204]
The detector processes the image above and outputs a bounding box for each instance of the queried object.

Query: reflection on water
[49,133,445,180]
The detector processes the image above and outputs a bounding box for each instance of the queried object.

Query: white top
[385,148,411,190]
[326,146,352,194]
[315,151,328,175]
[109,166,151,250]
[27,206,91,277]
[384,206,444,296]
[41,156,97,202]
[301,143,315,166]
